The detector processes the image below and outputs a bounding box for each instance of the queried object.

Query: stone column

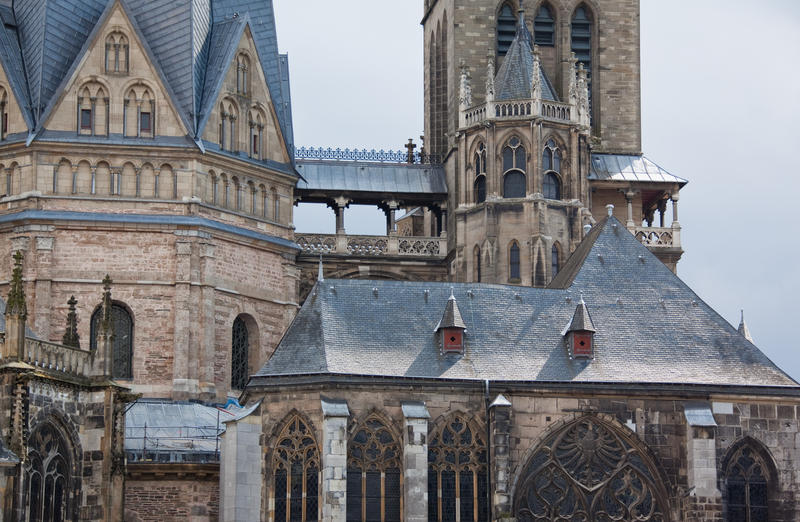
[220,402,263,521]
[199,241,216,398]
[321,398,349,521]
[490,394,513,518]
[33,236,54,340]
[671,192,680,224]
[172,238,194,398]
[624,190,635,229]
[401,401,430,522]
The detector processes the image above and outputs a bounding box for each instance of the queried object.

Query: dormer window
[435,290,467,354]
[564,297,596,359]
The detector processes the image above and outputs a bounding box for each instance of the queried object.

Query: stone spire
[95,275,114,377]
[738,310,754,343]
[317,254,324,282]
[100,275,113,335]
[62,295,80,348]
[6,250,26,319]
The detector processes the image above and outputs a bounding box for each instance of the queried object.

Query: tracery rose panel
[514,416,669,522]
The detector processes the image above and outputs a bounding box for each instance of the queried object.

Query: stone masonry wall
[124,478,219,522]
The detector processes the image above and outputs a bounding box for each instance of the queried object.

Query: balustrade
[460,99,574,128]
[20,338,91,376]
[631,226,678,248]
[540,101,571,122]
[296,233,446,258]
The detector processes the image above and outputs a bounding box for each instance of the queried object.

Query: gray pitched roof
[0,7,33,130]
[295,160,447,196]
[0,435,18,466]
[590,153,687,186]
[494,13,557,102]
[254,216,797,388]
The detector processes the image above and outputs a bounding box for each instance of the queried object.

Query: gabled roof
[435,293,466,331]
[566,299,595,333]
[296,160,447,197]
[0,7,33,130]
[494,11,557,102]
[253,216,798,388]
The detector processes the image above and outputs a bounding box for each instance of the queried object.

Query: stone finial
[738,310,754,343]
[577,63,590,127]
[101,274,113,334]
[459,63,472,110]
[405,138,417,164]
[568,52,578,107]
[6,250,26,319]
[62,295,80,348]
[531,44,542,104]
[486,56,495,103]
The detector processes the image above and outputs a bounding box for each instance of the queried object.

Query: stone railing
[463,104,487,127]
[296,233,446,258]
[21,337,91,376]
[631,226,680,249]
[494,100,534,119]
[460,99,575,128]
[541,101,572,122]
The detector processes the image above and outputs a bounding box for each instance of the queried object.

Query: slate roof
[0,435,18,466]
[253,216,797,388]
[494,12,557,102]
[295,160,448,197]
[590,154,687,186]
[0,0,295,160]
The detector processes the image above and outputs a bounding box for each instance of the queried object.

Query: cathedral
[0,0,797,521]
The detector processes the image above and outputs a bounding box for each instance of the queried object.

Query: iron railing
[295,146,442,165]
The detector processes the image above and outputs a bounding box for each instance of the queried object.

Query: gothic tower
[423,0,685,285]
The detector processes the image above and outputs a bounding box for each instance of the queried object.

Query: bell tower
[422,0,685,283]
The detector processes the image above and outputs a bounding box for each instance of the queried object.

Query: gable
[41,0,188,138]
[200,25,289,163]
[0,60,29,136]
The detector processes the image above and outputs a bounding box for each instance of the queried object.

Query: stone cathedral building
[0,1,796,522]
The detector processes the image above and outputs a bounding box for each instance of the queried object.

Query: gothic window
[534,4,555,46]
[232,176,242,210]
[542,139,562,200]
[236,53,250,95]
[231,316,249,390]
[249,107,266,159]
[272,415,320,522]
[90,302,133,379]
[551,243,560,278]
[428,414,489,522]
[25,421,77,522]
[346,415,402,522]
[724,440,774,522]
[272,188,280,221]
[514,416,669,521]
[572,6,593,116]
[497,3,517,56]
[248,181,257,214]
[509,241,521,282]
[77,83,109,136]
[543,173,560,200]
[220,99,239,151]
[430,16,448,157]
[502,137,526,198]
[0,87,8,139]
[474,245,481,282]
[474,143,486,203]
[124,84,155,138]
[105,32,129,74]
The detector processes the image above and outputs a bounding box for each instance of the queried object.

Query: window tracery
[105,31,130,74]
[346,415,402,521]
[541,139,562,200]
[25,421,77,522]
[724,440,772,522]
[428,414,489,522]
[514,416,669,521]
[272,415,320,522]
[502,137,526,198]
[474,142,486,203]
[231,315,249,390]
[90,302,133,379]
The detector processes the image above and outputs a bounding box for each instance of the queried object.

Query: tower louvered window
[231,316,249,390]
[428,414,489,521]
[346,416,402,521]
[534,4,555,46]
[571,7,593,117]
[273,416,320,522]
[497,4,517,56]
[90,303,133,379]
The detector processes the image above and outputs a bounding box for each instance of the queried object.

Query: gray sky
[273,0,800,382]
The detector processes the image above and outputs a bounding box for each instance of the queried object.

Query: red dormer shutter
[442,328,464,353]
[572,332,593,357]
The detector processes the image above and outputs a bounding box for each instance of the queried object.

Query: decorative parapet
[18,337,91,376]
[630,225,681,250]
[295,146,442,165]
[460,98,574,128]
[296,233,446,258]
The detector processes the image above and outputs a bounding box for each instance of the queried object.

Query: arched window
[272,415,320,522]
[572,6,593,116]
[347,415,402,521]
[551,243,560,278]
[220,99,239,151]
[236,53,250,95]
[25,421,77,521]
[0,86,8,140]
[77,83,109,136]
[124,84,155,138]
[542,139,562,200]
[90,303,133,379]
[231,316,249,390]
[105,31,129,74]
[232,176,242,210]
[474,142,486,203]
[497,3,517,56]
[272,188,280,221]
[474,245,481,282]
[724,439,775,521]
[534,4,555,46]
[502,137,526,198]
[430,16,448,157]
[509,241,521,281]
[428,414,489,522]
[249,107,266,159]
[514,416,669,520]
[543,173,560,200]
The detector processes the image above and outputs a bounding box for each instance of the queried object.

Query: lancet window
[77,83,109,136]
[272,415,320,522]
[90,302,134,379]
[514,416,669,521]
[571,6,593,117]
[724,440,773,522]
[25,421,77,522]
[346,415,402,522]
[474,245,482,282]
[236,53,250,95]
[474,142,486,203]
[428,414,489,522]
[105,31,129,74]
[534,4,555,46]
[551,243,560,278]
[0,86,8,139]
[124,84,155,138]
[497,3,517,56]
[509,241,521,282]
[541,139,562,200]
[502,137,526,198]
[231,315,249,390]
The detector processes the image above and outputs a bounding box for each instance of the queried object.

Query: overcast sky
[273,0,800,382]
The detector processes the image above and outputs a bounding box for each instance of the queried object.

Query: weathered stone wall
[124,477,219,522]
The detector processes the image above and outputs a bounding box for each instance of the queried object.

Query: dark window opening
[273,416,319,522]
[90,303,133,379]
[543,172,560,200]
[725,444,771,522]
[510,242,521,281]
[503,170,526,198]
[474,247,482,282]
[474,175,486,204]
[497,4,517,56]
[551,244,560,277]
[534,5,555,46]
[2,113,7,134]
[572,6,593,117]
[231,316,249,390]
[252,134,259,156]
[80,109,92,130]
[140,112,151,133]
